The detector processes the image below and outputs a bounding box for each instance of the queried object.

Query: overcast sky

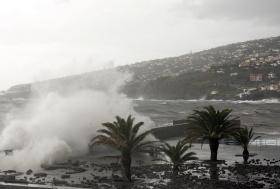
[0,0,279,90]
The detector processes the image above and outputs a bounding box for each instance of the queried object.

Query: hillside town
[120,36,280,100]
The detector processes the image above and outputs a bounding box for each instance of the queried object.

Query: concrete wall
[0,184,51,189]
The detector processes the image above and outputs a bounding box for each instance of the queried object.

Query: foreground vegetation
[186,105,239,161]
[91,115,153,181]
[90,106,262,184]
[157,139,198,174]
[233,126,261,163]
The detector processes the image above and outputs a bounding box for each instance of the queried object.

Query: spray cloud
[0,69,154,170]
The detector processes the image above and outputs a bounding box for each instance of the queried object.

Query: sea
[133,98,280,144]
[1,98,280,145]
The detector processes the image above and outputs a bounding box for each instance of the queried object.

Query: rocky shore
[0,157,280,189]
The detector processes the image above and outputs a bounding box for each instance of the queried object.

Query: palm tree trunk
[173,164,179,176]
[243,148,249,164]
[121,151,132,182]
[209,138,219,161]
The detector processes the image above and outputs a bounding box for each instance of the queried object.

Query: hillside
[121,36,280,100]
[1,35,280,101]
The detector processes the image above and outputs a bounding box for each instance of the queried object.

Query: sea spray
[0,69,154,170]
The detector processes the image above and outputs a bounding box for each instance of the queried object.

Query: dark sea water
[133,99,280,138]
[1,98,279,143]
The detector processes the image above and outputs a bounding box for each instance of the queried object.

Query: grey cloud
[176,0,280,25]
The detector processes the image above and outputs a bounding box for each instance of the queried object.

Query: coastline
[0,141,279,188]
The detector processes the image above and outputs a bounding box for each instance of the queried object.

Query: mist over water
[0,69,154,171]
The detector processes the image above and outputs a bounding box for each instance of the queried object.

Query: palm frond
[158,140,197,167]
[186,105,238,141]
[91,115,152,155]
[232,127,260,149]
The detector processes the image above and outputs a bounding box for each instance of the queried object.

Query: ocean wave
[133,98,280,104]
[232,99,280,104]
[266,131,280,135]
[189,98,280,104]
[134,96,144,101]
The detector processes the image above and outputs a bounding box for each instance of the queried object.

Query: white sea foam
[136,98,280,104]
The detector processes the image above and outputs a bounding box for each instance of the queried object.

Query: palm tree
[186,105,239,161]
[90,115,152,182]
[233,127,260,163]
[158,139,198,174]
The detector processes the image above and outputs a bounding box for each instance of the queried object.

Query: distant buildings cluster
[239,53,280,68]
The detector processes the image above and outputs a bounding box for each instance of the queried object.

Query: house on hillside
[216,69,225,74]
[211,90,219,95]
[239,60,250,67]
[230,72,238,76]
[268,84,279,91]
[260,83,280,91]
[249,74,263,82]
[268,72,277,79]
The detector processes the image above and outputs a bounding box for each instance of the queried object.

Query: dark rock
[26,169,33,175]
[61,174,70,179]
[53,179,68,185]
[34,173,47,178]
